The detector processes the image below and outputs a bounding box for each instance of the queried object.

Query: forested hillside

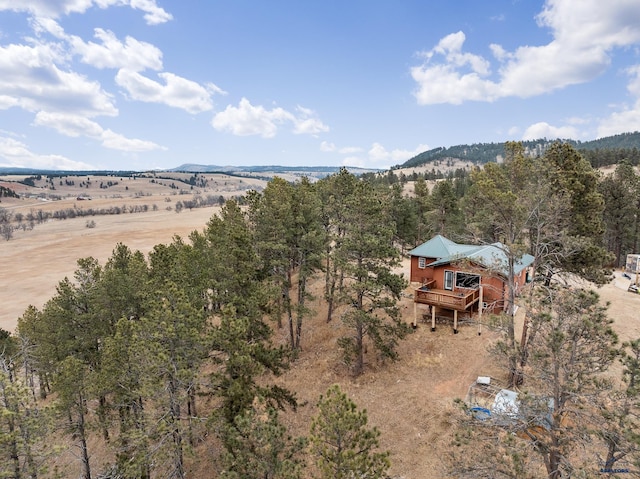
[1,141,639,478]
[398,131,640,169]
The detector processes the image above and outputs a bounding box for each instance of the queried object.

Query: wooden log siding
[414,286,480,311]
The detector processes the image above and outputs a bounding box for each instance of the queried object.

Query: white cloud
[339,146,363,154]
[598,107,640,137]
[320,142,362,154]
[100,129,166,151]
[597,65,640,137]
[489,43,509,62]
[292,106,329,135]
[411,0,640,105]
[0,3,219,165]
[212,98,293,137]
[412,32,499,104]
[0,0,172,25]
[67,27,163,71]
[341,156,365,168]
[341,142,429,169]
[368,142,430,164]
[0,95,20,109]
[320,141,336,152]
[34,111,103,137]
[34,111,165,151]
[368,142,389,162]
[115,70,214,114]
[522,121,579,140]
[31,19,216,114]
[0,42,118,117]
[212,98,328,138]
[0,135,94,170]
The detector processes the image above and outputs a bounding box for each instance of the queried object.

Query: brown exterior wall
[410,256,436,283]
[417,262,530,312]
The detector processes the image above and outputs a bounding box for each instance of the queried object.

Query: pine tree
[248,177,324,351]
[0,331,57,479]
[134,283,209,479]
[520,287,617,478]
[544,142,613,284]
[599,162,639,267]
[55,356,93,479]
[209,307,296,428]
[98,317,152,479]
[427,179,463,239]
[597,338,640,472]
[219,402,307,479]
[448,287,619,479]
[336,181,410,376]
[316,168,359,322]
[310,385,390,479]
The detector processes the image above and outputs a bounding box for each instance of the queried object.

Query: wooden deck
[414,285,481,311]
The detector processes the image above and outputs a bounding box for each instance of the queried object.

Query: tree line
[1,169,409,478]
[0,141,639,478]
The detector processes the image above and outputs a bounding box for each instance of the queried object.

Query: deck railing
[414,286,480,311]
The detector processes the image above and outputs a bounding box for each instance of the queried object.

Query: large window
[444,270,454,290]
[456,272,480,289]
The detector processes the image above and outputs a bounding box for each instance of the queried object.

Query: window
[444,270,454,290]
[456,272,480,289]
[418,257,426,269]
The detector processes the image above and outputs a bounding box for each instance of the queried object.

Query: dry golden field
[0,172,268,331]
[1,172,640,478]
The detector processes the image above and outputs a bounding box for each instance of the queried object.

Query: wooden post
[478,286,483,336]
[431,306,436,332]
[413,302,417,329]
[453,310,458,334]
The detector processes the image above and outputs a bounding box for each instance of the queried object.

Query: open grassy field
[0,172,269,331]
[2,172,640,478]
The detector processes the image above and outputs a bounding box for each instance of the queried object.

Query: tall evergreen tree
[599,162,639,267]
[219,402,307,479]
[134,283,208,479]
[288,177,325,350]
[544,142,613,283]
[427,179,464,239]
[412,176,432,244]
[449,287,619,479]
[0,332,56,479]
[597,338,640,473]
[310,385,390,479]
[388,182,418,250]
[192,199,270,330]
[316,168,359,322]
[522,287,617,478]
[247,177,296,329]
[55,356,93,479]
[336,181,409,376]
[98,317,152,479]
[462,142,538,385]
[209,307,296,429]
[248,177,324,351]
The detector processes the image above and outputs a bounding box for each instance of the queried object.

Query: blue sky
[1,1,640,171]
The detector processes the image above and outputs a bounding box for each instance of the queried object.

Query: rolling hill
[397,131,640,169]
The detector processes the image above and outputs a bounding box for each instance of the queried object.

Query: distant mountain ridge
[397,131,640,169]
[0,164,378,177]
[168,164,379,176]
[2,132,639,176]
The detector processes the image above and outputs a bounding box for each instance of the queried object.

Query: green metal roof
[408,234,476,259]
[410,236,535,277]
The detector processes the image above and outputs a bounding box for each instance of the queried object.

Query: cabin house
[408,235,534,333]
